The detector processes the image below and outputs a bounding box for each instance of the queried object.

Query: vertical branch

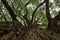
[45,0,52,21]
[45,0,54,30]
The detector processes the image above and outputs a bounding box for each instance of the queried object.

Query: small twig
[0,6,7,21]
[24,1,30,17]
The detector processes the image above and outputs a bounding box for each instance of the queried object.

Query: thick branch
[45,0,52,21]
[31,0,45,22]
[1,0,17,21]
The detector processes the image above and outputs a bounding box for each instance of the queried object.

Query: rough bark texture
[45,0,60,34]
[0,21,60,40]
[0,0,60,40]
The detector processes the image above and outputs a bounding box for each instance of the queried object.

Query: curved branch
[19,14,31,25]
[1,0,17,21]
[1,10,7,21]
[45,0,52,21]
[31,0,45,22]
[24,1,30,17]
[25,1,30,6]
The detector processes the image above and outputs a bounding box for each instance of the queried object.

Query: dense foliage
[0,0,60,28]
